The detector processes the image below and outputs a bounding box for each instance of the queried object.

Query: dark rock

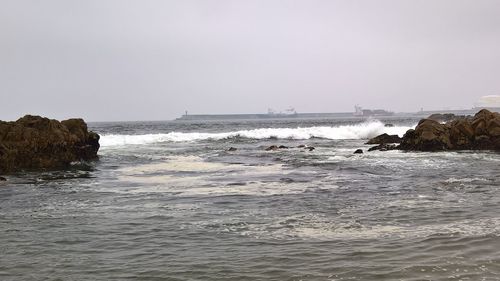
[428,113,465,123]
[0,176,6,181]
[278,145,289,149]
[399,119,451,151]
[368,143,398,152]
[0,115,100,173]
[354,149,363,154]
[366,133,402,144]
[227,147,237,151]
[296,144,315,151]
[400,109,500,151]
[384,124,394,127]
[448,119,474,148]
[265,145,279,151]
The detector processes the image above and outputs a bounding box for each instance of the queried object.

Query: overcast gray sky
[1,0,500,121]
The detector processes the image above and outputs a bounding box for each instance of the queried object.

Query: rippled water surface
[1,117,500,280]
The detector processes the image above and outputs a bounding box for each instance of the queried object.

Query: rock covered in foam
[400,109,500,151]
[0,115,100,173]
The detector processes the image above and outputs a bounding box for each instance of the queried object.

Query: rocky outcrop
[427,113,465,123]
[0,115,100,173]
[400,109,500,151]
[366,133,402,145]
[368,143,398,152]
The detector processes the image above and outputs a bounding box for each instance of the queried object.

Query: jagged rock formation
[400,109,500,151]
[0,115,100,173]
[366,133,402,145]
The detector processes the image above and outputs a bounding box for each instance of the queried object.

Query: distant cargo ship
[353,105,394,117]
[266,107,298,117]
[175,108,353,121]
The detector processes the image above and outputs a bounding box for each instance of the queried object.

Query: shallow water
[1,117,500,280]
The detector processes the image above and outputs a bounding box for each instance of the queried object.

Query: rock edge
[0,115,100,173]
[366,109,500,152]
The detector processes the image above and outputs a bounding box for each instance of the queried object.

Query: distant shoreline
[175,108,499,121]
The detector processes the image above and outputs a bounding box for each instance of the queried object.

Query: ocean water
[1,117,500,281]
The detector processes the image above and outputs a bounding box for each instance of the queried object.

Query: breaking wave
[100,120,415,147]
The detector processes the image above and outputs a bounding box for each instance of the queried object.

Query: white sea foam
[444,177,490,184]
[100,121,415,147]
[237,214,500,240]
[114,156,305,195]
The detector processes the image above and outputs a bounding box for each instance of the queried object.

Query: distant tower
[354,105,363,116]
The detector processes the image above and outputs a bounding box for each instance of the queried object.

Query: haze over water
[2,116,500,280]
[2,0,500,121]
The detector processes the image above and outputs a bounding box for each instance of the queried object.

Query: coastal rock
[297,145,315,151]
[0,176,6,181]
[0,115,100,173]
[427,113,464,123]
[399,119,451,151]
[266,144,314,151]
[448,119,474,148]
[366,133,402,145]
[368,143,398,152]
[400,109,500,151]
[265,145,279,151]
[354,149,363,154]
[227,147,237,151]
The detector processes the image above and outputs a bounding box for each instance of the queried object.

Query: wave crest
[100,121,414,147]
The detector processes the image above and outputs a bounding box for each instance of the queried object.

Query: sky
[1,0,500,121]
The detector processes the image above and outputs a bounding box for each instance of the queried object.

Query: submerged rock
[227,147,237,151]
[400,109,500,151]
[366,133,402,145]
[265,144,315,151]
[265,145,279,151]
[368,143,398,152]
[354,149,363,154]
[0,115,100,173]
[296,144,315,151]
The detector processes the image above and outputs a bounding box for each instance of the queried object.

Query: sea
[1,116,500,281]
